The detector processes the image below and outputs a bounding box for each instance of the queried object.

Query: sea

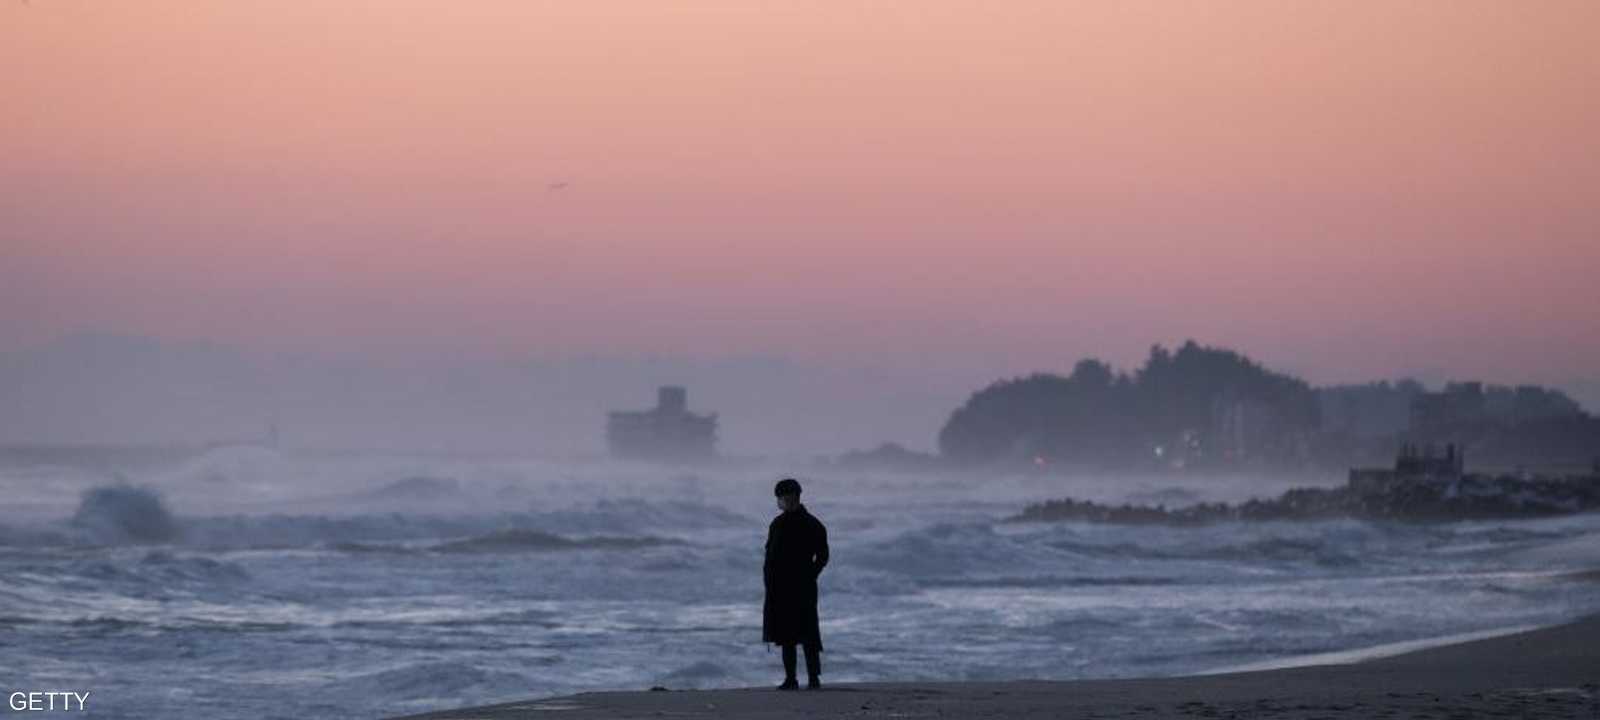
[3,447,1598,719]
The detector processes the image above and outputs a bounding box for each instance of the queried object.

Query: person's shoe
[776,679,799,691]
[807,677,822,690]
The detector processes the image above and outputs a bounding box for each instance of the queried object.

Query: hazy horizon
[2,330,1594,457]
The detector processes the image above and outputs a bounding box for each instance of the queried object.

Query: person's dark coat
[762,504,828,649]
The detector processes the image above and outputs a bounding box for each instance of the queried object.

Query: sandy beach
[392,613,1600,719]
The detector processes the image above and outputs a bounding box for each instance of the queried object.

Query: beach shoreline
[390,612,1600,719]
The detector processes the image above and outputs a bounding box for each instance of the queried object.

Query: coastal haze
[4,3,1600,720]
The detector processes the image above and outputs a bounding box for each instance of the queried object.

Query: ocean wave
[325,540,419,554]
[432,529,680,553]
[0,611,316,638]
[428,608,562,628]
[1188,538,1361,567]
[1,491,752,553]
[1033,614,1138,640]
[181,514,494,549]
[1035,522,1404,570]
[39,551,253,590]
[1,510,690,559]
[1043,538,1175,561]
[842,519,1428,590]
[919,575,1182,589]
[853,523,1058,577]
[136,550,251,582]
[321,661,535,705]
[529,498,755,534]
[359,475,463,501]
[66,616,152,633]
[3,599,565,634]
[70,485,180,544]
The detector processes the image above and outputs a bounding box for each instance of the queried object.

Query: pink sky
[4,1,1598,387]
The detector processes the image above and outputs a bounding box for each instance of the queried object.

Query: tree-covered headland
[936,340,1596,471]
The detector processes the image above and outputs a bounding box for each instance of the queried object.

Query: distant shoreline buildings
[1348,442,1466,494]
[937,341,1600,473]
[605,386,717,461]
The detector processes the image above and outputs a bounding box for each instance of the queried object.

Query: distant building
[1348,442,1464,494]
[606,386,717,461]
[1410,380,1585,432]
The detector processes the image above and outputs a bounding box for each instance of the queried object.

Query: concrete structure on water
[606,386,717,461]
[1347,443,1465,494]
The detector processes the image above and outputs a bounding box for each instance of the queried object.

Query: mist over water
[0,333,965,457]
[4,449,1599,719]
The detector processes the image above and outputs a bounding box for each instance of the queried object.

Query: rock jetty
[1012,447,1600,525]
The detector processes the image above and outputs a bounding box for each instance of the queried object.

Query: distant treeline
[939,341,1318,468]
[932,340,1597,471]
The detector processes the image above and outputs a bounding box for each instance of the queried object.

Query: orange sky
[3,1,1598,385]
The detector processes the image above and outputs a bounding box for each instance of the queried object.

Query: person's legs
[803,643,821,688]
[778,644,798,689]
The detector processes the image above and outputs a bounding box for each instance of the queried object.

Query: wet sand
[391,612,1600,719]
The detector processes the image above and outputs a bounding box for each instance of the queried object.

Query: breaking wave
[360,475,463,501]
[0,496,747,552]
[69,485,180,544]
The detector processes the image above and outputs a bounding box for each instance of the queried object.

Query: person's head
[774,478,802,512]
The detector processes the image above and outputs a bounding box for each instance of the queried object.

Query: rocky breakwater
[1011,471,1600,525]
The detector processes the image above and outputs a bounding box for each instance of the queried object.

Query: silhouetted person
[764,477,828,690]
